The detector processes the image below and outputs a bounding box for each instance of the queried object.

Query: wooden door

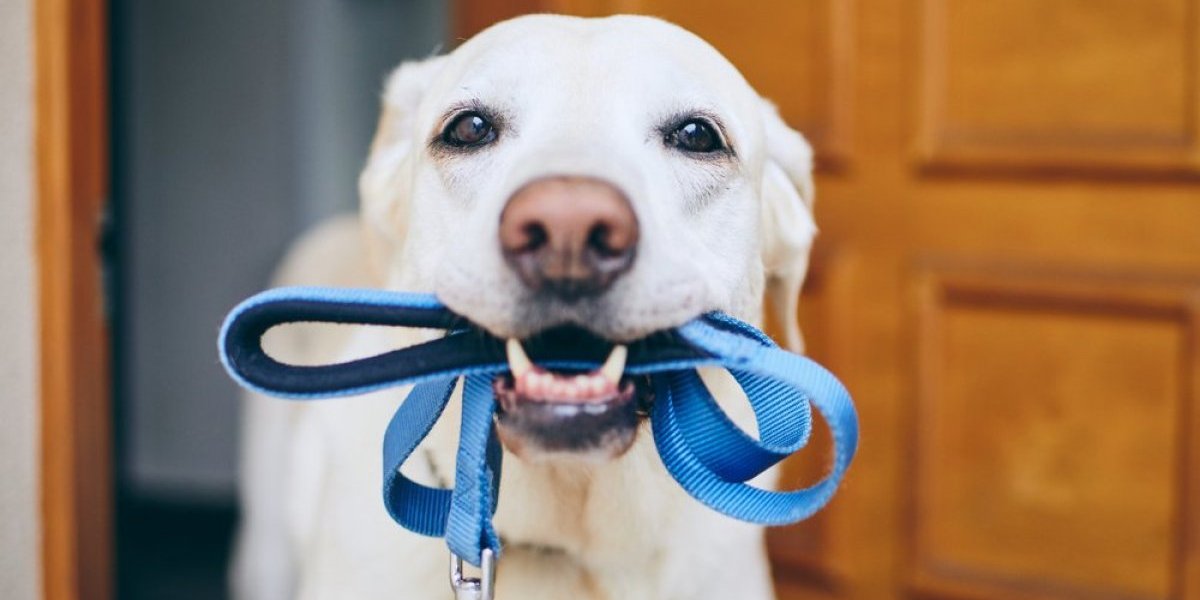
[37,0,112,598]
[456,2,1200,599]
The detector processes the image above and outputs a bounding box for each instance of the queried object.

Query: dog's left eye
[442,112,497,147]
[667,119,724,154]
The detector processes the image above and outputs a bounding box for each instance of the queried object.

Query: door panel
[913,271,1197,600]
[454,1,1200,598]
[917,0,1200,172]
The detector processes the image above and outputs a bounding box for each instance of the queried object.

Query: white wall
[0,0,40,597]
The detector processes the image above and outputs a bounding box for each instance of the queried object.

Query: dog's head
[360,15,815,461]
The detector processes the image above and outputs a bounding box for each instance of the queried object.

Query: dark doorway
[108,2,445,597]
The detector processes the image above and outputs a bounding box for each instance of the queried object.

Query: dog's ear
[758,99,817,353]
[359,55,448,279]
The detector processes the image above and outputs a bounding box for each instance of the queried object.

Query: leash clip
[450,549,496,600]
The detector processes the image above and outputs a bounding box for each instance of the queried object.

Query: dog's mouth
[493,328,653,461]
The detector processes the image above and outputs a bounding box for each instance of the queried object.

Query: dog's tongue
[505,339,625,404]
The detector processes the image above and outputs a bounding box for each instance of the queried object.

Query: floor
[117,498,237,600]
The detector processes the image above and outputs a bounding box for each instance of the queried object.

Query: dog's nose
[499,176,638,300]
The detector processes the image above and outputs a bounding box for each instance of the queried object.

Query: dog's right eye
[442,112,497,148]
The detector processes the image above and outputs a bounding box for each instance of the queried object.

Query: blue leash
[219,286,858,569]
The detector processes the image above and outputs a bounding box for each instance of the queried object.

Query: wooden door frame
[36,0,112,598]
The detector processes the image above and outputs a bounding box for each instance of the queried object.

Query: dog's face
[361,15,815,460]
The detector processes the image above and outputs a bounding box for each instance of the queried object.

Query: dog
[231,14,816,600]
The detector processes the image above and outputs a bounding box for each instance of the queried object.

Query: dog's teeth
[506,338,533,379]
[552,403,580,417]
[583,403,607,415]
[563,380,580,401]
[583,375,600,396]
[532,372,551,397]
[599,345,627,385]
[573,374,590,393]
[553,380,571,400]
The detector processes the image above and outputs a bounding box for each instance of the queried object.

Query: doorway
[108,1,445,597]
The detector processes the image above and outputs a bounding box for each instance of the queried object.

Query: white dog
[231,14,816,600]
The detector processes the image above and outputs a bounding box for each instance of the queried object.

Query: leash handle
[218,286,860,571]
[218,287,491,399]
[218,286,712,399]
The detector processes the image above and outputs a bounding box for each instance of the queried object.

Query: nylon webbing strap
[219,286,858,566]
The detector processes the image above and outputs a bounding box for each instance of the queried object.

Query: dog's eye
[667,119,724,154]
[442,112,497,147]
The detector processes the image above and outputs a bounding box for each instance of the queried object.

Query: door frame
[36,0,112,598]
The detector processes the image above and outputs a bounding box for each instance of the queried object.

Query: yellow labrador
[232,14,816,600]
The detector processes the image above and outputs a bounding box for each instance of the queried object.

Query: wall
[115,0,447,500]
[0,0,40,597]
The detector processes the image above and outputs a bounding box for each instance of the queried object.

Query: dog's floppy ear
[359,55,448,279]
[758,100,817,353]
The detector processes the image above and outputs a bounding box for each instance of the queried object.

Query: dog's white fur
[232,14,816,600]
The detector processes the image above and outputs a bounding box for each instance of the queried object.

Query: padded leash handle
[219,287,494,398]
[219,286,714,399]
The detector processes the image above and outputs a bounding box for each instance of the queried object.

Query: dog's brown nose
[499,176,638,300]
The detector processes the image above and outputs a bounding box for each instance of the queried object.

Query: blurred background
[109,2,445,598]
[4,1,1200,599]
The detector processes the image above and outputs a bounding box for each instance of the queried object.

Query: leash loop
[218,286,859,573]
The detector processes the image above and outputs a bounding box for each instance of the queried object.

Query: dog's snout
[499,176,638,300]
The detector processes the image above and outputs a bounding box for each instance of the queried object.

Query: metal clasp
[449,548,496,600]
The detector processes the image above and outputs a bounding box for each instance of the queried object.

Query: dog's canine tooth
[506,338,534,378]
[599,345,627,385]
